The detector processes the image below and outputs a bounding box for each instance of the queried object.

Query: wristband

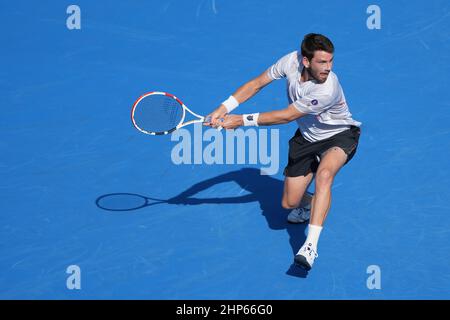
[222,95,239,113]
[243,113,260,126]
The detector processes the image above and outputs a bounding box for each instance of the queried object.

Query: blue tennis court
[1,0,449,299]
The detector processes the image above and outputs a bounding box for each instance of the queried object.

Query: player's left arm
[221,103,305,129]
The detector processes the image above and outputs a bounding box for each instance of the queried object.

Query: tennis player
[204,33,361,270]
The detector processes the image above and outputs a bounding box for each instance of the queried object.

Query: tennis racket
[131,91,222,135]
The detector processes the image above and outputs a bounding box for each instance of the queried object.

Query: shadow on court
[96,168,309,277]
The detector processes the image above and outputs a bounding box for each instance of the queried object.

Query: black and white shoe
[287,204,311,224]
[294,243,318,270]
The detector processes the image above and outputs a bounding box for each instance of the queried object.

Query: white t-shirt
[267,51,361,142]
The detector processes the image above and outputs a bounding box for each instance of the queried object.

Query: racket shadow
[95,193,166,212]
[95,168,308,278]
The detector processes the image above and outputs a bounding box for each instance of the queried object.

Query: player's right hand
[203,104,228,128]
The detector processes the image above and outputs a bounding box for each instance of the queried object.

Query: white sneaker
[294,243,318,270]
[287,204,311,223]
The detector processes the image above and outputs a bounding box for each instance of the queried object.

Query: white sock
[303,224,323,251]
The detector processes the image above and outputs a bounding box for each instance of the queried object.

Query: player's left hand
[221,114,244,129]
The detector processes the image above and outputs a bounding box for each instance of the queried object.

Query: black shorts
[283,126,361,177]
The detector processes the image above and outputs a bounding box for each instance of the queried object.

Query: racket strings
[133,94,184,133]
[168,98,181,125]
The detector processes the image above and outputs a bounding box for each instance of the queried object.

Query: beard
[306,67,328,83]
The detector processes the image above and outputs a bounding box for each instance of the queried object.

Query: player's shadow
[166,168,310,278]
[96,168,310,277]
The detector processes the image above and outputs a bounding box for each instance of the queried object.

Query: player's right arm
[205,71,273,127]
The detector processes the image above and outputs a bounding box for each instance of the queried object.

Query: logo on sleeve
[311,99,318,105]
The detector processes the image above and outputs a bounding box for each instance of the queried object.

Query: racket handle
[217,118,224,131]
[203,116,224,130]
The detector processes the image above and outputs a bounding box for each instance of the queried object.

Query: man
[204,33,361,271]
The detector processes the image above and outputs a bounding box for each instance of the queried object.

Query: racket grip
[203,116,224,130]
[217,118,224,131]
[204,115,212,124]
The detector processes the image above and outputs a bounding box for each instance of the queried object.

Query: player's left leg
[294,146,348,270]
[283,174,315,224]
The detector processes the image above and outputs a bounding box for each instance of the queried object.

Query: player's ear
[302,56,310,68]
